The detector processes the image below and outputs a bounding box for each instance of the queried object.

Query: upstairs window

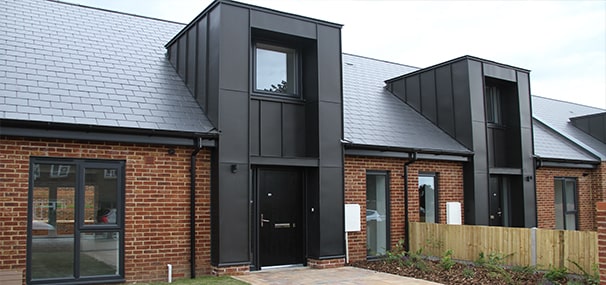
[485,85,502,125]
[254,43,298,97]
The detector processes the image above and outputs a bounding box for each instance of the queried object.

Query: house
[0,0,604,284]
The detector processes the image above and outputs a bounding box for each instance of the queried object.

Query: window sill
[251,92,305,104]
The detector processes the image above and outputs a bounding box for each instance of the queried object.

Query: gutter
[190,137,203,278]
[403,152,417,252]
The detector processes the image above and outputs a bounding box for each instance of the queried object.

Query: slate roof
[532,96,606,161]
[532,119,598,162]
[342,54,471,155]
[0,0,214,135]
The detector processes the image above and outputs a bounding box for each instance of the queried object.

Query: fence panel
[409,222,597,274]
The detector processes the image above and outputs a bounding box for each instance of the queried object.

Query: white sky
[63,0,606,109]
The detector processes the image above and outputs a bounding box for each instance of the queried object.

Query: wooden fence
[409,222,597,274]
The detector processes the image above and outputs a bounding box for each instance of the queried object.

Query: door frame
[250,166,307,270]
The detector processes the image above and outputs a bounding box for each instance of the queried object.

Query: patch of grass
[144,276,247,285]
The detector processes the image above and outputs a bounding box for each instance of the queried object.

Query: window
[419,173,438,223]
[366,171,389,258]
[28,158,124,284]
[485,85,502,125]
[554,178,578,230]
[254,43,297,96]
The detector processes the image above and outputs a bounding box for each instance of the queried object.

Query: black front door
[257,168,304,267]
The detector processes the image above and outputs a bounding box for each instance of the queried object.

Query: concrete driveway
[233,266,441,285]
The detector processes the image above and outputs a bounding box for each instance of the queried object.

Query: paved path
[233,266,442,285]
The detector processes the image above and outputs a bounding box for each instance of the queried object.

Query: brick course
[0,136,212,283]
[344,155,464,263]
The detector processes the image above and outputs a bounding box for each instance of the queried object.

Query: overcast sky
[64,0,606,109]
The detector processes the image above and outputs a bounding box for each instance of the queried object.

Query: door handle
[261,213,270,227]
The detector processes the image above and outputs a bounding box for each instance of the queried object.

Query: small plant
[568,260,599,285]
[475,251,487,266]
[406,247,428,271]
[462,266,475,278]
[544,265,568,283]
[511,264,536,275]
[474,251,513,283]
[439,249,456,270]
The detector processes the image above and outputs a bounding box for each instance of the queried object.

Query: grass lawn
[144,276,248,285]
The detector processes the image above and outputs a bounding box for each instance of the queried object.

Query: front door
[257,168,304,267]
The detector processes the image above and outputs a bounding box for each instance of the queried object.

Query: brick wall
[0,136,212,283]
[344,155,464,263]
[536,167,599,231]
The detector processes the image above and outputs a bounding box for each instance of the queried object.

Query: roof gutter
[343,142,473,157]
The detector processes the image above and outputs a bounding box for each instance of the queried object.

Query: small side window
[254,43,298,96]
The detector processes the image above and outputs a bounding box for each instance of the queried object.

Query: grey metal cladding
[0,0,214,134]
[342,54,471,154]
[532,96,606,160]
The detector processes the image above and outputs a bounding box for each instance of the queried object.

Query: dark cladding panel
[467,60,485,123]
[186,26,197,92]
[218,162,250,263]
[282,103,306,157]
[306,168,320,258]
[435,65,455,137]
[196,17,208,110]
[588,116,606,142]
[305,103,319,157]
[317,25,342,104]
[390,79,406,102]
[177,36,187,79]
[471,121,487,172]
[472,172,489,225]
[483,62,516,82]
[516,71,532,129]
[206,6,221,125]
[420,70,437,123]
[219,5,249,93]
[451,60,472,148]
[405,76,421,112]
[169,43,178,68]
[260,101,282,157]
[250,10,317,39]
[302,42,319,103]
[250,100,260,156]
[318,166,344,257]
[218,90,249,162]
[318,102,342,167]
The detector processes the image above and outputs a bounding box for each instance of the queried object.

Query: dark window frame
[365,170,390,260]
[418,172,439,223]
[485,84,503,126]
[26,157,126,285]
[554,177,578,230]
[252,41,301,99]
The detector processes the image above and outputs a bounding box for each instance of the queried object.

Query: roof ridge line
[532,95,606,111]
[342,53,421,70]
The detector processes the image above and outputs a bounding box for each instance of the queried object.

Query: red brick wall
[344,155,464,263]
[0,136,212,283]
[536,167,599,231]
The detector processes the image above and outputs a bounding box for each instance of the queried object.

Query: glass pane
[565,180,576,212]
[554,180,564,229]
[565,214,577,230]
[256,45,295,94]
[419,176,436,223]
[84,168,118,225]
[367,174,387,257]
[31,163,76,280]
[80,232,120,276]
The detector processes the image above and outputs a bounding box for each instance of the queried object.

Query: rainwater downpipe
[403,152,417,252]
[189,137,202,279]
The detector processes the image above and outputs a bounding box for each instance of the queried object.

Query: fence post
[530,227,537,267]
[596,202,606,284]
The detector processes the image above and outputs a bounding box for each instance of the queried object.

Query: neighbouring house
[0,0,604,284]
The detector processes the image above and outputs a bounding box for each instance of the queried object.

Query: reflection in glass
[80,232,120,276]
[419,175,436,223]
[255,44,296,95]
[367,173,387,257]
[84,168,118,226]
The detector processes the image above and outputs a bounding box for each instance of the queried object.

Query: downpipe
[403,152,417,252]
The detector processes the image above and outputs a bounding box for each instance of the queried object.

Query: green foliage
[544,266,568,283]
[568,260,599,285]
[511,264,536,275]
[462,266,475,278]
[383,240,428,272]
[474,251,513,283]
[439,249,456,270]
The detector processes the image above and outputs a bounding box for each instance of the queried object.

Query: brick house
[0,0,605,284]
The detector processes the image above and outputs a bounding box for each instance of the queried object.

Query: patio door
[28,158,124,284]
[256,168,304,267]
